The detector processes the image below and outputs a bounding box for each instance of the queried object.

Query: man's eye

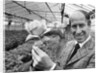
[79,24,85,28]
[72,25,77,29]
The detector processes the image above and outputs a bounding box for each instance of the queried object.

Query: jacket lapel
[57,40,76,68]
[67,37,95,65]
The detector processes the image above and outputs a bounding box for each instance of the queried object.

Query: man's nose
[76,26,82,34]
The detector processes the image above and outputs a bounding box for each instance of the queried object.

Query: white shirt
[78,35,91,48]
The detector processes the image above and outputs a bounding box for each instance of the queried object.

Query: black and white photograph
[3,0,95,72]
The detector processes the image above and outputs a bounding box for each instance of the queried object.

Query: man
[31,10,95,70]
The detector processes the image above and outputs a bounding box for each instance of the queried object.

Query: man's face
[71,12,90,43]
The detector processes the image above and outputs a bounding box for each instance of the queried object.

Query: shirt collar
[75,35,91,48]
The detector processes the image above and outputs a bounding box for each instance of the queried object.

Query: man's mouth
[75,35,84,40]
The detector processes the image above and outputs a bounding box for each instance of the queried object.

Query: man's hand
[32,46,55,70]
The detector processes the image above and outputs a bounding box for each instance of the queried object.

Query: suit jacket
[55,36,95,70]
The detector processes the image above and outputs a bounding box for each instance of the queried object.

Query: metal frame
[12,1,51,22]
[45,2,57,21]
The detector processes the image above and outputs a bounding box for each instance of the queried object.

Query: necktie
[69,43,80,61]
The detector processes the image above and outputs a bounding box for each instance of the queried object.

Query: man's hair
[69,10,91,26]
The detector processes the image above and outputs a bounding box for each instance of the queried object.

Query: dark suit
[55,35,95,69]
